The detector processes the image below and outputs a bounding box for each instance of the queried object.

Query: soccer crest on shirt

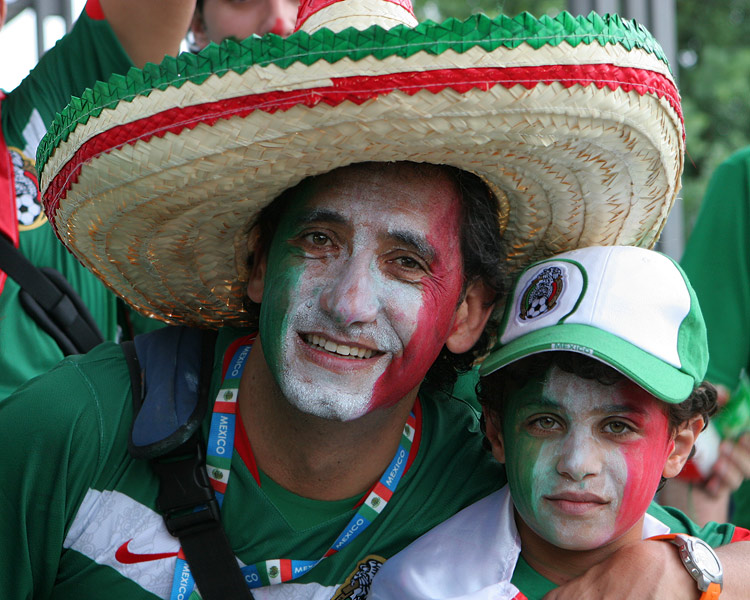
[10,147,45,231]
[519,265,564,320]
[332,555,384,599]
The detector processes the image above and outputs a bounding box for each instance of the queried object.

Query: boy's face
[494,364,674,551]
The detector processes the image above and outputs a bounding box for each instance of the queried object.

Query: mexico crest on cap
[520,266,564,320]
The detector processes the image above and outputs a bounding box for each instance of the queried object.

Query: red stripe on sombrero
[44,63,681,222]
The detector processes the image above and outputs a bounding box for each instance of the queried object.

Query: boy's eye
[603,420,631,435]
[528,416,561,432]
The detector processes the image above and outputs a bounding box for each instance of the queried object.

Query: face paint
[257,163,465,421]
[501,365,673,551]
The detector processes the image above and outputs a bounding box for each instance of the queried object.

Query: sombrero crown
[38,0,684,328]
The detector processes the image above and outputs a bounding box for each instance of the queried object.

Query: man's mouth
[304,334,377,359]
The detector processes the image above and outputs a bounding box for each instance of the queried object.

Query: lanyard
[171,341,420,599]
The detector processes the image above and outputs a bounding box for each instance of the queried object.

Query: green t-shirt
[0,327,504,599]
[0,4,132,399]
[681,145,750,529]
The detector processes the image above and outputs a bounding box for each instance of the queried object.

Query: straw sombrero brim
[39,12,684,328]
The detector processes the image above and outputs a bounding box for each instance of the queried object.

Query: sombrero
[38,0,684,328]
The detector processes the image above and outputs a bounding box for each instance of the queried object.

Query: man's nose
[556,430,602,482]
[319,258,381,327]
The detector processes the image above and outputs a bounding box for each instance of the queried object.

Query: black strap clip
[151,437,220,538]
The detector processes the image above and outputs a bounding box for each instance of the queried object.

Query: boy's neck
[515,509,646,585]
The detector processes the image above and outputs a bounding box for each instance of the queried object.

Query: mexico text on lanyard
[171,341,420,599]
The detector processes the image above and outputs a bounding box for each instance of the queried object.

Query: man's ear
[663,415,705,479]
[445,279,495,354]
[246,234,267,304]
[483,406,506,464]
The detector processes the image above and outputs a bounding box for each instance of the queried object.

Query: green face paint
[500,365,672,552]
[255,163,465,421]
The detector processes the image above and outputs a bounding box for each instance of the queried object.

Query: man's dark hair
[478,351,718,489]
[245,161,506,390]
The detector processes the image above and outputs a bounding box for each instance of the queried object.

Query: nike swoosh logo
[115,539,179,564]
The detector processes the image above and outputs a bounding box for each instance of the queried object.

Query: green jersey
[0,2,131,399]
[681,146,750,529]
[0,327,504,599]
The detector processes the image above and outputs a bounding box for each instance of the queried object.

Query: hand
[542,539,699,600]
[704,432,750,496]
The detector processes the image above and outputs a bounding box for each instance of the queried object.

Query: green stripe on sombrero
[37,10,667,173]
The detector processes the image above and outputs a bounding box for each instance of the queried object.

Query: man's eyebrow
[296,208,348,226]
[387,230,436,262]
[599,403,649,416]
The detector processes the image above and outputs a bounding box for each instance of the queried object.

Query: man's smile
[303,333,378,359]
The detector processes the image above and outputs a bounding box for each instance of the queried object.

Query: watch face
[692,541,722,580]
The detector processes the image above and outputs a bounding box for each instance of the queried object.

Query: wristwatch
[650,533,723,599]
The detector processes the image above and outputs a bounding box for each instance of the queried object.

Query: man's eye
[603,421,631,435]
[395,256,420,270]
[530,416,559,431]
[306,232,331,246]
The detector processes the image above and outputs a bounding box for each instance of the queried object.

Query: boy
[369,245,750,600]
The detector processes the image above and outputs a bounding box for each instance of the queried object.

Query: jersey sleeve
[0,343,132,598]
[647,502,740,546]
[2,0,131,156]
[681,148,750,389]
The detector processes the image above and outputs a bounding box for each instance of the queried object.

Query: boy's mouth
[545,492,609,514]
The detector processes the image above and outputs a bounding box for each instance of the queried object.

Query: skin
[240,162,495,500]
[190,0,299,49]
[0,0,5,34]
[485,363,703,584]
[250,163,466,421]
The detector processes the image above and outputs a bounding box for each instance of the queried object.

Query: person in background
[0,0,196,398]
[188,0,298,51]
[659,147,750,529]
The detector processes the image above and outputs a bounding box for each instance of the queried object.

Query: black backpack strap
[0,233,104,355]
[123,327,253,600]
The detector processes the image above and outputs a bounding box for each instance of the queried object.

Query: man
[6,0,744,598]
[0,0,196,398]
[188,0,298,50]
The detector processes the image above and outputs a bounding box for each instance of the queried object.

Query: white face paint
[256,163,465,421]
[501,365,672,551]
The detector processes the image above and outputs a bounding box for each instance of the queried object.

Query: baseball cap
[479,246,708,404]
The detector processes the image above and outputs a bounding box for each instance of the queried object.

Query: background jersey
[0,327,504,599]
[681,146,750,529]
[0,1,131,399]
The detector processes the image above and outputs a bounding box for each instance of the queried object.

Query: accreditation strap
[172,338,420,598]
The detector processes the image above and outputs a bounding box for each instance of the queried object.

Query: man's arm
[543,539,750,600]
[99,0,196,68]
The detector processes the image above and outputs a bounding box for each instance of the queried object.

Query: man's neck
[237,340,417,501]
[516,510,645,585]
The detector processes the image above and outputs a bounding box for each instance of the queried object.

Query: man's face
[191,0,298,48]
[498,365,674,551]
[254,163,466,421]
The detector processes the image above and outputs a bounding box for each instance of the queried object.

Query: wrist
[650,534,723,599]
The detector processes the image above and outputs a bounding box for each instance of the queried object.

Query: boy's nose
[556,432,602,482]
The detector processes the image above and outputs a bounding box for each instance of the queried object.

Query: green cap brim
[479,323,695,404]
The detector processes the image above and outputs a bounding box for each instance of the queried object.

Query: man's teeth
[308,334,374,359]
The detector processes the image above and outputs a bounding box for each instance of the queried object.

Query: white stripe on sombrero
[50,82,681,326]
[299,0,418,33]
[41,42,674,188]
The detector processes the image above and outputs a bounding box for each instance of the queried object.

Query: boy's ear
[483,406,506,464]
[663,415,706,479]
[445,280,495,354]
